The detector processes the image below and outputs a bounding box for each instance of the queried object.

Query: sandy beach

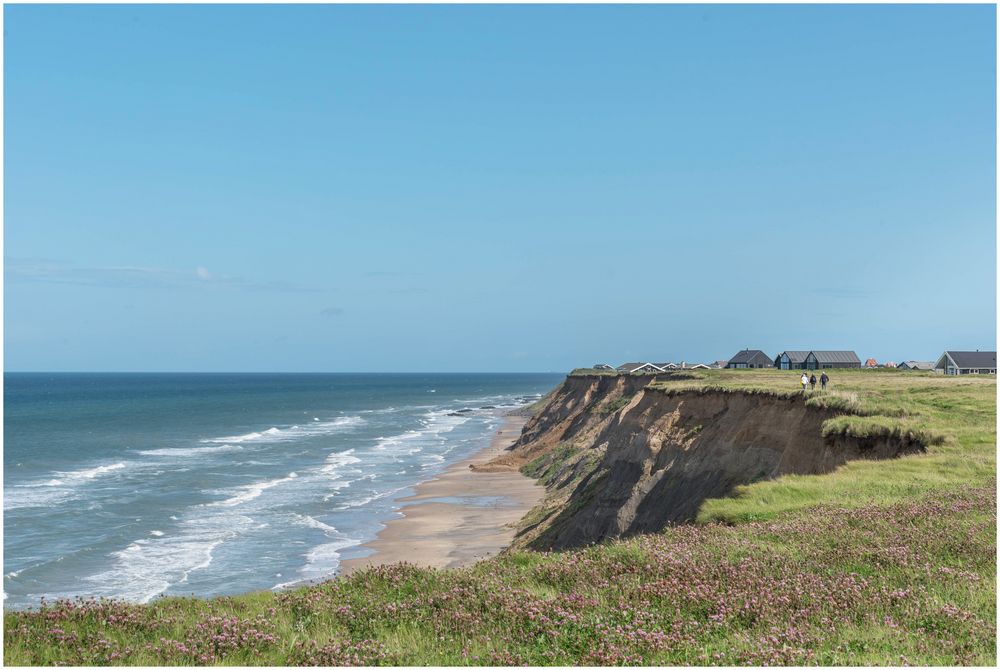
[339,413,541,574]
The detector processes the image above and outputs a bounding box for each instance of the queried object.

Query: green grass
[569,367,621,376]
[521,442,580,484]
[639,369,994,525]
[4,368,995,666]
[5,487,994,665]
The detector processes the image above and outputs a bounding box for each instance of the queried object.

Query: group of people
[800,371,829,391]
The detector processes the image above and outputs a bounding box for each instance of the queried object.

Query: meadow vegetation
[4,369,995,666]
[642,369,994,524]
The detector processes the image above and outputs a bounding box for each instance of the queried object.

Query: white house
[616,362,665,374]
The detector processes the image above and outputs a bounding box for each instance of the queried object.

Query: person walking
[820,372,829,390]
[809,373,817,390]
[800,372,809,391]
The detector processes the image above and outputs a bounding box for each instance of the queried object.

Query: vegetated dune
[492,373,931,550]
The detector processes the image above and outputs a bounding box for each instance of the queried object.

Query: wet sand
[339,414,541,574]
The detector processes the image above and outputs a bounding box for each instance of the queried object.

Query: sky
[3,4,996,372]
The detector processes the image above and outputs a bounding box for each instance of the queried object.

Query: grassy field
[4,369,996,666]
[644,368,995,525]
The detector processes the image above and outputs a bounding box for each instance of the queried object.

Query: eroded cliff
[491,374,928,550]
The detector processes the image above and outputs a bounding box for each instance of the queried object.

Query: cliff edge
[490,372,932,550]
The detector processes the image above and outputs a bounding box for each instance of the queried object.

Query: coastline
[339,412,540,574]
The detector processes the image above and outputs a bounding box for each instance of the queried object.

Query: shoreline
[338,412,541,574]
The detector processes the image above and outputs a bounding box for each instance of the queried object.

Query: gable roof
[900,360,935,370]
[809,351,861,364]
[727,349,771,365]
[616,362,665,373]
[942,351,997,368]
[777,351,810,363]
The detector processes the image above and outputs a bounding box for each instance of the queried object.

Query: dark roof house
[935,351,997,375]
[725,349,773,369]
[805,351,862,369]
[774,351,810,369]
[775,350,860,369]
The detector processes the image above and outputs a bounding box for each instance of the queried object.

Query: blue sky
[4,4,996,372]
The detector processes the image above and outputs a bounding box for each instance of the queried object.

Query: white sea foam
[139,444,244,457]
[4,462,130,510]
[372,409,468,452]
[84,514,253,603]
[293,514,339,534]
[202,427,282,444]
[332,485,410,511]
[319,449,362,475]
[200,416,364,445]
[210,472,299,507]
[300,538,358,579]
[43,462,128,487]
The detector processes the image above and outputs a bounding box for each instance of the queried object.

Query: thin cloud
[4,258,320,293]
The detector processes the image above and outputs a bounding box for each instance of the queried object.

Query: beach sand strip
[339,414,541,574]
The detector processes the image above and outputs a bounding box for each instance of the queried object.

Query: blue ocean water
[2,373,560,609]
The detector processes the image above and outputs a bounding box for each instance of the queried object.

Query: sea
[2,372,561,610]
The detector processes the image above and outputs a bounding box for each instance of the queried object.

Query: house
[616,362,665,374]
[688,363,711,370]
[864,358,878,368]
[804,351,862,369]
[654,362,678,370]
[935,351,997,375]
[774,351,810,370]
[725,349,773,369]
[898,360,935,371]
[711,360,728,369]
[775,350,861,369]
[593,364,614,370]
[883,361,897,368]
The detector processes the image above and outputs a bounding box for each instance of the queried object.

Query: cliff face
[496,374,926,550]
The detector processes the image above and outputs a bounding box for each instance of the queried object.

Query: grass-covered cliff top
[619,368,995,526]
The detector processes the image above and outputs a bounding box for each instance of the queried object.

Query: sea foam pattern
[3,373,557,608]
